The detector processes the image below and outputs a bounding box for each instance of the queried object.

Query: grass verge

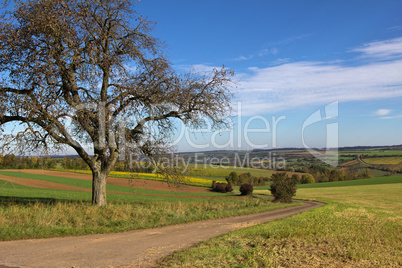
[158,181,401,267]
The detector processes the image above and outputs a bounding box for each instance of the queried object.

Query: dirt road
[0,200,323,268]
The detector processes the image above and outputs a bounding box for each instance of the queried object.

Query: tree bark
[92,167,108,206]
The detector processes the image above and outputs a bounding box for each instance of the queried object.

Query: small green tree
[363,168,372,178]
[238,172,252,185]
[226,171,238,185]
[270,173,297,203]
[301,174,315,184]
[291,174,300,184]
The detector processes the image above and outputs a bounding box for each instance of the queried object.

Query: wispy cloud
[235,37,402,115]
[379,115,402,120]
[351,37,402,60]
[373,109,402,120]
[387,25,402,32]
[270,58,291,65]
[233,55,254,61]
[231,34,311,62]
[176,64,222,73]
[232,48,278,62]
[374,109,392,116]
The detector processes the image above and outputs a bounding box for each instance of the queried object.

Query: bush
[239,173,252,185]
[291,174,300,184]
[239,183,253,196]
[226,172,238,185]
[300,174,315,184]
[211,181,233,193]
[269,173,297,203]
[225,183,233,193]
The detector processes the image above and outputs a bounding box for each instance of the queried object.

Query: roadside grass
[159,182,401,267]
[0,179,300,241]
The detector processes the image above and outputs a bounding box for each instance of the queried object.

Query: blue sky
[135,0,402,151]
[3,0,401,155]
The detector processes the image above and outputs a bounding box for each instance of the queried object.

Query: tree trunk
[92,168,108,206]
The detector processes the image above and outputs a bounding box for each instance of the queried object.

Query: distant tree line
[0,154,57,169]
[226,172,270,186]
[294,165,372,183]
[0,154,158,172]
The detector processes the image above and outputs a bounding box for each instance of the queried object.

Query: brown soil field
[4,169,211,193]
[1,169,248,200]
[0,172,92,192]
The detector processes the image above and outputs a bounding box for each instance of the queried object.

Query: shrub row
[225,172,269,186]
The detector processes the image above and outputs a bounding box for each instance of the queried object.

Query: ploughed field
[0,169,211,196]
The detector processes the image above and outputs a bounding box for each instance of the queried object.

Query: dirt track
[0,200,324,268]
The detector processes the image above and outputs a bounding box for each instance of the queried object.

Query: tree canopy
[0,0,233,205]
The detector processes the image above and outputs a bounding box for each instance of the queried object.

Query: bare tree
[0,0,233,206]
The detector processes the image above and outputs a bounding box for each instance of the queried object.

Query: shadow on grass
[0,195,87,206]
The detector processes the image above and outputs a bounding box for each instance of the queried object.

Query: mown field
[0,170,299,241]
[159,175,402,267]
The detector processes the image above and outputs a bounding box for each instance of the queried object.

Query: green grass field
[297,175,402,188]
[185,164,277,182]
[185,164,302,182]
[0,172,300,241]
[159,176,402,267]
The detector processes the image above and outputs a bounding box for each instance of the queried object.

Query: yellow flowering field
[61,169,221,187]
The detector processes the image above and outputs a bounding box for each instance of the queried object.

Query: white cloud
[379,115,402,120]
[374,109,392,116]
[235,37,402,115]
[351,37,402,59]
[232,48,278,61]
[270,58,291,65]
[233,55,254,61]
